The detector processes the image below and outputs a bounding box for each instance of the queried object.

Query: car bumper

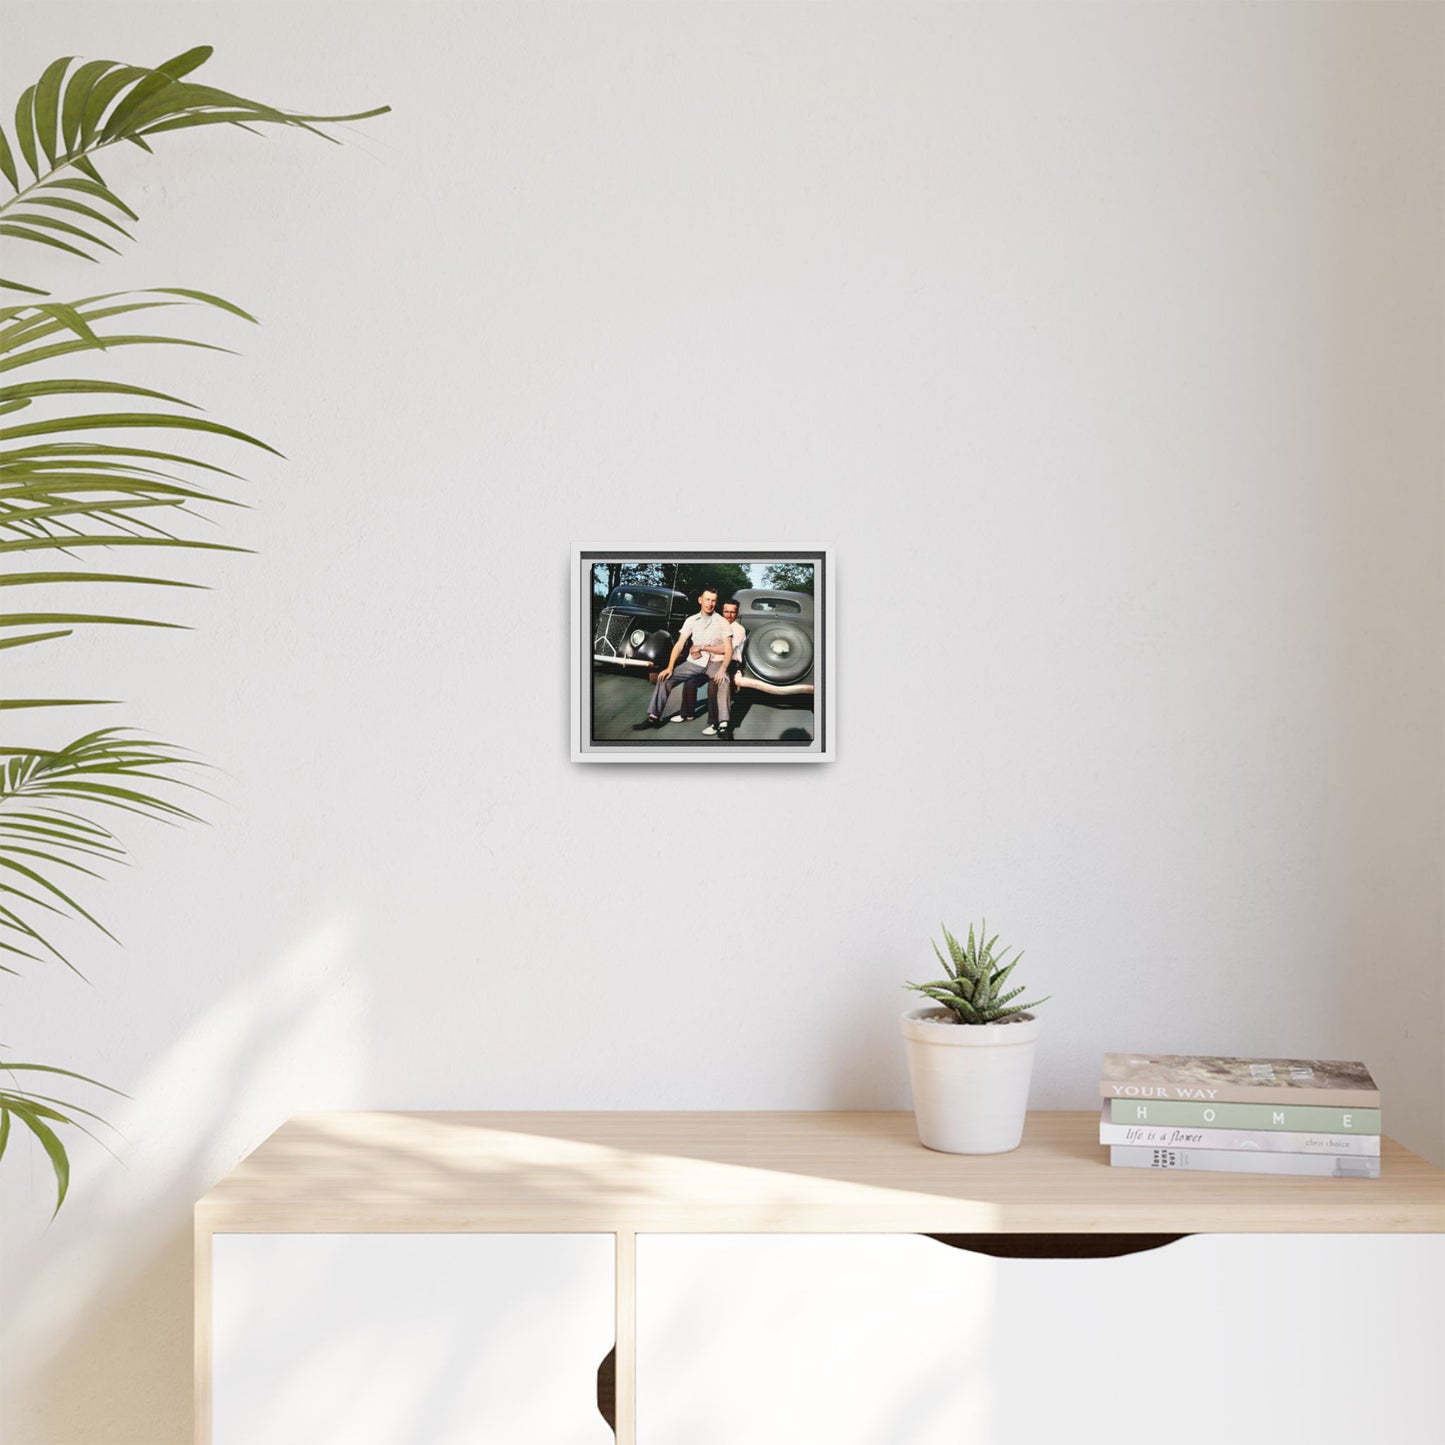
[738,677,814,695]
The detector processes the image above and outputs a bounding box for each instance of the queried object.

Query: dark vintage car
[591,585,694,672]
[731,588,815,696]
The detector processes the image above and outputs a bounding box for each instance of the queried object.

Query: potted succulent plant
[901,922,1050,1154]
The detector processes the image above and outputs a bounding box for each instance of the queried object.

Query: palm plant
[0,45,386,1210]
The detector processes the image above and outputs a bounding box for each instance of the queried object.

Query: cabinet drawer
[636,1233,1444,1444]
[212,1233,614,1445]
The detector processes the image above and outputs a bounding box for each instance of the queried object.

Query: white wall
[3,2,1441,1441]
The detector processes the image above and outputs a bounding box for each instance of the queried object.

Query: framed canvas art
[571,546,834,763]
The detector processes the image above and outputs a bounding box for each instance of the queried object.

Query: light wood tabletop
[194,1110,1445,1443]
[195,1109,1445,1235]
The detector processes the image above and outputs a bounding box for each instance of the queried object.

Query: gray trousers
[650,659,728,722]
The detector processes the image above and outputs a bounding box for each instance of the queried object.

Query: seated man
[702,598,747,737]
[633,587,733,730]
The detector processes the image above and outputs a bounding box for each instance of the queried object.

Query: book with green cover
[1097,1104,1381,1155]
[1108,1098,1380,1133]
[1099,1053,1378,1107]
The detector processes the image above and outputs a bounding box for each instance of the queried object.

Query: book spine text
[1108,1099,1380,1133]
[1099,1121,1380,1155]
[1110,1146,1380,1179]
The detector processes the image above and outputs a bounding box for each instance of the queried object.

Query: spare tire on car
[731,588,816,693]
[746,619,814,688]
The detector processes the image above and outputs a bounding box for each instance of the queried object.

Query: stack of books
[1099,1053,1381,1179]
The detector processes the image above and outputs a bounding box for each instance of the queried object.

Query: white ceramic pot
[900,1006,1041,1154]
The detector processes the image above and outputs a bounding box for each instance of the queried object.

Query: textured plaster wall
[2,2,1441,1441]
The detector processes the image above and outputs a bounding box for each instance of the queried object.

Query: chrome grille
[594,608,632,658]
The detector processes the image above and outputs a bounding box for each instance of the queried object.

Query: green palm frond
[0,288,266,716]
[0,1059,126,1214]
[1,44,385,1213]
[1,47,388,294]
[0,729,203,975]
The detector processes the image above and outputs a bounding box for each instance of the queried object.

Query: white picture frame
[571,546,835,763]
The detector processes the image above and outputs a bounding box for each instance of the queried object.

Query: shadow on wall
[2,916,366,1445]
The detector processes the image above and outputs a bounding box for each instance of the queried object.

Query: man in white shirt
[702,598,747,738]
[634,588,734,729]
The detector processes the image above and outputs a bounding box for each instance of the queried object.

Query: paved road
[590,671,814,745]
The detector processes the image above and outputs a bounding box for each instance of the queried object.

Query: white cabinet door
[638,1233,990,1445]
[212,1233,615,1445]
[636,1233,1444,1445]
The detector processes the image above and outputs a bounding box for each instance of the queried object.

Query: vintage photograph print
[571,548,833,762]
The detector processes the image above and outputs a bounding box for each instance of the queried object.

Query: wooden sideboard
[195,1110,1445,1443]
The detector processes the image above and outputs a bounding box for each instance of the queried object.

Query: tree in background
[671,562,753,606]
[592,562,664,599]
[761,561,815,595]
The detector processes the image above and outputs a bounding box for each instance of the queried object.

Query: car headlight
[630,629,647,648]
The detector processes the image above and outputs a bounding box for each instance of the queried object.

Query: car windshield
[748,597,802,614]
[610,590,667,613]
